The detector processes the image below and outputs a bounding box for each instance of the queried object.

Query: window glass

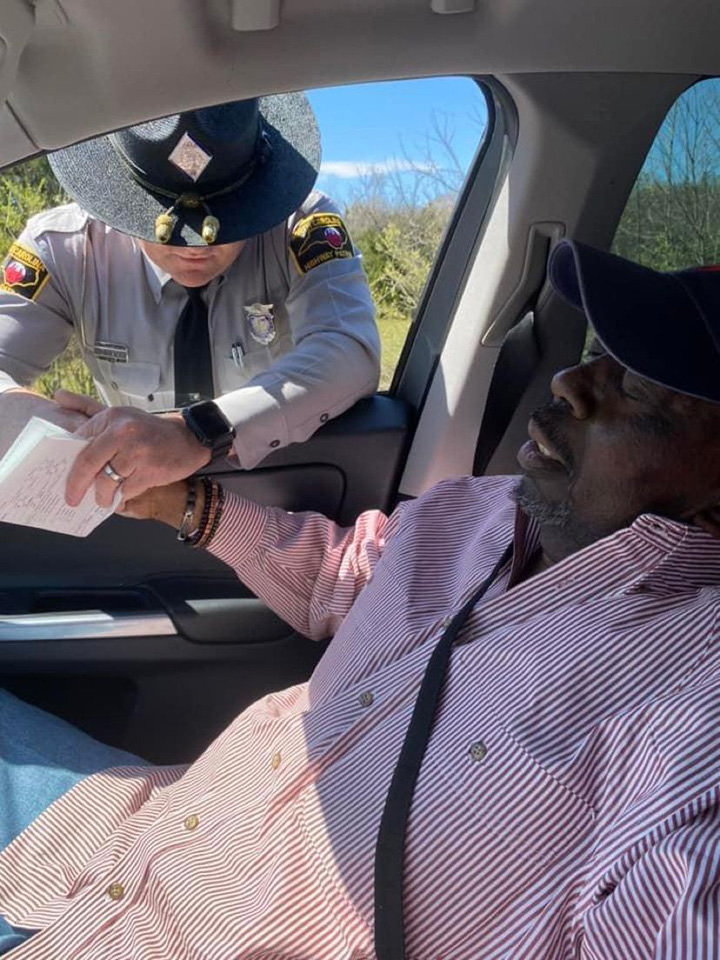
[613,78,720,270]
[311,77,488,389]
[0,78,488,399]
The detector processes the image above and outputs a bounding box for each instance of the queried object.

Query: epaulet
[25,202,90,240]
[294,190,334,219]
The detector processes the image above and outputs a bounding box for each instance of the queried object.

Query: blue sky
[308,77,487,206]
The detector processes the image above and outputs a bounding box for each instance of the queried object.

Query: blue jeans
[0,689,147,954]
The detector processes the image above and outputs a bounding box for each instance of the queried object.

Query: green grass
[377,310,412,390]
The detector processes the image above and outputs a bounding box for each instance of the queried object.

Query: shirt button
[440,615,452,629]
[184,814,199,831]
[468,741,488,763]
[269,439,280,448]
[358,691,374,707]
[320,413,329,423]
[107,882,125,901]
[111,381,118,390]
[271,752,282,770]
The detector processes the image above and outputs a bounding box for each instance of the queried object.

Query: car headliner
[0,0,716,169]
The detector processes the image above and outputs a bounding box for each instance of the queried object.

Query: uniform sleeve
[577,808,720,960]
[0,227,76,393]
[208,491,409,640]
[215,193,381,468]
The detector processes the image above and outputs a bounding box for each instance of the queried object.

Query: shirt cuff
[215,386,287,470]
[208,490,271,568]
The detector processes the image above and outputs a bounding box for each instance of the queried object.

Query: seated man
[0,240,718,958]
[0,95,380,498]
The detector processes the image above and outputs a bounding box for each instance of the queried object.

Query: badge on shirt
[289,213,353,275]
[0,243,49,301]
[93,341,129,363]
[244,303,276,345]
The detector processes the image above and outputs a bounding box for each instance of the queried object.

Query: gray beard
[511,476,601,552]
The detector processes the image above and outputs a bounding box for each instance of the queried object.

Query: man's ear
[693,504,720,539]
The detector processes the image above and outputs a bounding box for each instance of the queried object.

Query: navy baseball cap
[548,240,720,404]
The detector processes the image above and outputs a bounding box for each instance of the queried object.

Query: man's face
[514,355,720,559]
[139,239,245,287]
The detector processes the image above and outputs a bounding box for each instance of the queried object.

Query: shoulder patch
[289,212,353,274]
[0,243,49,301]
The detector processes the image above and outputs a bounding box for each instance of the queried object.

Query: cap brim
[548,240,720,403]
[48,92,321,245]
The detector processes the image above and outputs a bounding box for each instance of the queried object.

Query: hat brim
[548,240,720,403]
[48,93,321,245]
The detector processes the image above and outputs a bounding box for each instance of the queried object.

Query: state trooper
[0,94,380,505]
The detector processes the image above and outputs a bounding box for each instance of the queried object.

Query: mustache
[530,399,575,471]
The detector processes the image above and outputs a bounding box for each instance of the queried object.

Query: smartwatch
[181,400,236,459]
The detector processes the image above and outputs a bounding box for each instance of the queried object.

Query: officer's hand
[58,400,211,508]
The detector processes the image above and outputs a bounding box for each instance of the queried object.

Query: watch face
[191,403,232,439]
[184,401,234,448]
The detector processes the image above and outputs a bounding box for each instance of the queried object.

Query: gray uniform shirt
[0,192,380,468]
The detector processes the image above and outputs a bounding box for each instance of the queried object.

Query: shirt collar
[140,251,228,304]
[509,508,541,585]
[623,513,720,592]
[515,507,720,595]
[141,248,172,303]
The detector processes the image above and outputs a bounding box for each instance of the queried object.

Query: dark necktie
[374,542,514,959]
[174,285,214,407]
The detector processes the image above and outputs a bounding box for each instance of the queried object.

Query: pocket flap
[109,361,161,398]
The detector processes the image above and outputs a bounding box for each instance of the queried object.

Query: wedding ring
[103,463,124,483]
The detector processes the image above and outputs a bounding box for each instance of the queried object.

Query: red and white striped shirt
[0,475,719,959]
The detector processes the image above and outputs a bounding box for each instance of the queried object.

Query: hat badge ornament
[147,128,272,245]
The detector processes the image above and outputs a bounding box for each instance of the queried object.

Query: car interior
[0,0,717,763]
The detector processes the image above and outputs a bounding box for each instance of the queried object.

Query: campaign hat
[48,95,321,246]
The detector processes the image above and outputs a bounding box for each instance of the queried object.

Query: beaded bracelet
[185,477,213,545]
[198,483,226,549]
[177,476,227,549]
[194,483,221,549]
[176,478,198,541]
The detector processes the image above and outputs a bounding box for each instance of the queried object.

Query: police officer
[0,94,380,505]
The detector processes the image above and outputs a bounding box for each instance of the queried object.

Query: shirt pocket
[94,359,164,408]
[216,333,294,392]
[421,707,596,869]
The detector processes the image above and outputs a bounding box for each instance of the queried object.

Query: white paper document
[0,417,117,537]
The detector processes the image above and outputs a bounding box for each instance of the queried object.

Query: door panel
[0,395,411,761]
[0,632,324,763]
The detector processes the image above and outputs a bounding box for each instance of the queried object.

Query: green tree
[614,80,720,270]
[348,200,451,389]
[0,157,67,256]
